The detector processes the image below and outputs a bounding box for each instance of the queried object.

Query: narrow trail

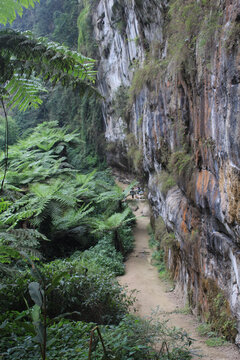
[117,180,240,360]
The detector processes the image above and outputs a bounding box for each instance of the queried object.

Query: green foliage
[205,337,227,347]
[197,321,228,346]
[0,122,134,259]
[5,74,47,112]
[167,0,222,70]
[91,207,135,256]
[0,313,193,359]
[8,0,105,167]
[128,0,223,99]
[78,236,125,276]
[149,217,176,282]
[12,0,79,48]
[209,293,237,340]
[168,150,194,182]
[197,322,212,337]
[201,279,238,341]
[0,121,81,186]
[0,0,39,25]
[78,3,92,56]
[129,59,160,103]
[112,85,130,121]
[157,170,176,197]
[102,313,193,359]
[152,246,166,275]
[154,216,176,248]
[0,29,96,88]
[0,255,134,324]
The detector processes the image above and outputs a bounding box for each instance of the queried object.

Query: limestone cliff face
[92,0,240,341]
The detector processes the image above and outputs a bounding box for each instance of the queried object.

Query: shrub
[0,315,193,359]
[118,224,135,256]
[0,256,134,325]
[80,236,125,276]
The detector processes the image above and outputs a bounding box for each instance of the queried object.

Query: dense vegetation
[0,1,194,359]
[0,123,193,359]
[9,0,105,166]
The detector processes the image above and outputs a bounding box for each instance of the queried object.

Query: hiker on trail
[130,187,135,199]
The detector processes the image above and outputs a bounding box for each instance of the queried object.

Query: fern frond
[0,30,97,88]
[91,208,133,233]
[53,204,94,231]
[5,74,47,112]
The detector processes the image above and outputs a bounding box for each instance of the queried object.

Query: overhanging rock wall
[92,0,240,342]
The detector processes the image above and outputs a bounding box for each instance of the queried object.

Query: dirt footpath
[118,194,240,360]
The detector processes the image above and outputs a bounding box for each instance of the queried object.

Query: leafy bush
[0,122,135,259]
[0,254,134,325]
[1,314,193,359]
[80,236,125,276]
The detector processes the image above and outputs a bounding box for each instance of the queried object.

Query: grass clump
[129,59,161,103]
[149,217,176,285]
[167,0,222,71]
[197,322,228,347]
[205,337,227,347]
[158,170,176,197]
[169,150,194,180]
[202,279,238,341]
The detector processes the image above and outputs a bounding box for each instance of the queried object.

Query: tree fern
[0,30,96,90]
[52,204,95,231]
[92,208,132,233]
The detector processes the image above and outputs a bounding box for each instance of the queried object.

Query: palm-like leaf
[5,74,47,111]
[52,204,94,231]
[92,208,133,233]
[96,181,137,204]
[0,30,96,88]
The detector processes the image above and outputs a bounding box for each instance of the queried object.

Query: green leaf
[33,321,44,345]
[28,281,43,307]
[46,271,69,295]
[31,304,41,323]
[5,75,47,112]
[0,0,39,25]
